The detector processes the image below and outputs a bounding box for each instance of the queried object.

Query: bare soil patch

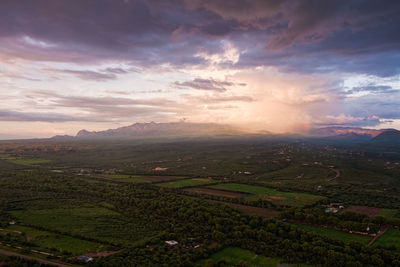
[184,188,248,198]
[345,205,382,217]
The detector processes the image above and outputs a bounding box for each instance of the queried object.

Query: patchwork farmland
[206,183,325,207]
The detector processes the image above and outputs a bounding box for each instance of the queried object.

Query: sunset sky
[0,0,399,139]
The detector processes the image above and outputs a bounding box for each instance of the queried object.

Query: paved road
[0,248,72,267]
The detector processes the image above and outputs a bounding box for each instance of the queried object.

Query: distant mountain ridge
[310,127,384,138]
[371,129,400,143]
[48,123,400,142]
[75,122,245,139]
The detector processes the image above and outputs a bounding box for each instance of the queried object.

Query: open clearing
[157,178,215,188]
[184,187,248,198]
[10,199,160,246]
[138,176,186,183]
[3,225,105,255]
[207,183,325,207]
[211,200,279,218]
[345,205,382,217]
[10,158,51,166]
[373,228,400,249]
[290,223,372,245]
[196,247,308,267]
[377,208,399,218]
[101,174,151,183]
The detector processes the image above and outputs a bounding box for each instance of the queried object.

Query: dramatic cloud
[174,78,235,92]
[0,0,399,137]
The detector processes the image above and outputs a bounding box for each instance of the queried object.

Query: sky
[0,0,400,139]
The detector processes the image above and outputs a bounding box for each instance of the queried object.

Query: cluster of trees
[281,207,400,233]
[281,208,380,233]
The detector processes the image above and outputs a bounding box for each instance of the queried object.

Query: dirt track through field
[328,168,340,181]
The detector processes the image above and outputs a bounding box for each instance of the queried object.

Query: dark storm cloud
[0,0,399,76]
[174,78,235,92]
[347,85,399,95]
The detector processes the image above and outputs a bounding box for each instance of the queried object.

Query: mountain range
[75,122,245,139]
[50,122,400,143]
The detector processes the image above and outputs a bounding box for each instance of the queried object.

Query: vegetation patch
[207,183,325,207]
[373,228,400,249]
[101,174,151,183]
[290,223,372,245]
[9,199,160,246]
[184,187,248,198]
[377,209,400,219]
[211,201,279,218]
[345,205,382,218]
[5,225,105,255]
[138,176,186,183]
[10,158,51,166]
[157,178,214,188]
[196,247,305,267]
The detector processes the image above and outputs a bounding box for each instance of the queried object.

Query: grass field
[196,247,307,266]
[101,174,151,183]
[157,178,215,188]
[5,225,105,255]
[377,209,399,218]
[373,228,400,249]
[10,158,51,166]
[207,183,325,207]
[10,199,160,246]
[290,223,372,245]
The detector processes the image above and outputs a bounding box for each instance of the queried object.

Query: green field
[101,174,151,183]
[377,209,400,218]
[10,158,51,166]
[10,200,160,246]
[290,223,372,244]
[157,178,215,188]
[373,229,400,249]
[197,247,307,266]
[207,183,325,207]
[4,225,105,255]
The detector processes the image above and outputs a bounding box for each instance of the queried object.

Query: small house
[77,255,93,263]
[165,240,178,246]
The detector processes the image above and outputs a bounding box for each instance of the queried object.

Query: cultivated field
[211,201,279,218]
[207,183,325,207]
[377,209,400,218]
[157,178,215,188]
[139,176,187,183]
[184,187,248,198]
[3,225,105,255]
[196,247,304,267]
[290,223,372,245]
[345,205,382,217]
[373,228,400,249]
[10,158,51,166]
[10,199,160,246]
[101,174,151,183]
